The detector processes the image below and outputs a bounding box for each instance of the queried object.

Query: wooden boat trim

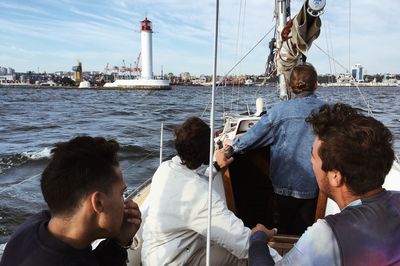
[221,167,237,214]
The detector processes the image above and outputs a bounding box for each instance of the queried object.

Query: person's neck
[47,214,96,249]
[294,91,313,98]
[336,187,384,210]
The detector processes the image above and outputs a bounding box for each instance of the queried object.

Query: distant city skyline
[1,0,399,76]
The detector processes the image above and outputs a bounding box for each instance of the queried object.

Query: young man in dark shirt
[0,136,141,266]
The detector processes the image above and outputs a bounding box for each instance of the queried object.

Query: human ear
[327,169,343,187]
[90,192,105,214]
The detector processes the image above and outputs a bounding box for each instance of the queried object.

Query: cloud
[1,0,399,75]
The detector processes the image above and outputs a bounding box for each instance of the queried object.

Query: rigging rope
[224,25,275,77]
[235,0,244,60]
[322,17,333,81]
[0,173,41,194]
[199,25,275,118]
[354,83,373,116]
[314,43,348,72]
[314,42,374,119]
[348,0,352,75]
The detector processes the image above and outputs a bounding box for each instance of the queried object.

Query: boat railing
[126,176,153,200]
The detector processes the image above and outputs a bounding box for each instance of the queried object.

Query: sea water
[1,85,399,248]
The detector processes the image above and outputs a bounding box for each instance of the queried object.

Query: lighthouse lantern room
[141,18,152,31]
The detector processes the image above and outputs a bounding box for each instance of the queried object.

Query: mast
[276,0,289,100]
[206,1,219,265]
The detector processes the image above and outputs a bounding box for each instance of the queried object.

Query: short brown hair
[289,63,318,94]
[306,103,394,195]
[174,117,210,169]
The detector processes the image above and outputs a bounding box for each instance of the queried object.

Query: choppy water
[0,85,399,246]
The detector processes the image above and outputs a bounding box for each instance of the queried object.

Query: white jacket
[141,155,251,266]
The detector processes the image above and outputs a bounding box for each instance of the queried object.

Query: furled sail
[271,0,326,99]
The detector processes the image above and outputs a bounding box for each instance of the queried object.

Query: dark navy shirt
[325,190,400,266]
[249,190,400,266]
[0,210,128,266]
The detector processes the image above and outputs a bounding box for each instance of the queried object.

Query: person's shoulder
[388,190,400,196]
[289,219,340,266]
[265,101,286,118]
[292,219,334,251]
[10,210,50,239]
[1,211,51,265]
[299,219,332,238]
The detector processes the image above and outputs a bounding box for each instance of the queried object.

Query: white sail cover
[276,2,322,85]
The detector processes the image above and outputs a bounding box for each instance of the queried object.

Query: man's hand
[251,223,278,240]
[222,139,234,158]
[116,200,141,246]
[215,148,234,169]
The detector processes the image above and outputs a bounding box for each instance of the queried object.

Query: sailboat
[124,0,400,264]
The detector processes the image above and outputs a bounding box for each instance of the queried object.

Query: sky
[0,0,399,76]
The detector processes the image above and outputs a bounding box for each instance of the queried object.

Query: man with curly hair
[249,103,400,266]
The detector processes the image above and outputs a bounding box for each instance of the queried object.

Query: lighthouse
[103,17,170,90]
[140,18,153,80]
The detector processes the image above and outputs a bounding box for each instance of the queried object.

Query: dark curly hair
[41,136,120,215]
[306,103,394,195]
[289,63,318,94]
[174,117,210,170]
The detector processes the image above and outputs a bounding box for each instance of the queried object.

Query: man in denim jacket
[227,63,326,234]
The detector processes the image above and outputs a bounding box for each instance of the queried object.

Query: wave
[21,147,52,160]
[118,144,158,160]
[0,144,159,173]
[109,111,134,116]
[12,124,60,132]
[0,148,51,173]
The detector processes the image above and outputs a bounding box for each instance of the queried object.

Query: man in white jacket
[142,117,277,265]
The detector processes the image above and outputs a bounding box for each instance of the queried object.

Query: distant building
[0,67,7,75]
[72,61,83,83]
[7,67,15,75]
[351,64,364,82]
[0,66,15,75]
[54,71,69,76]
[383,74,398,85]
[0,66,16,82]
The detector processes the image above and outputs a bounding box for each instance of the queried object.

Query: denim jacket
[232,93,325,199]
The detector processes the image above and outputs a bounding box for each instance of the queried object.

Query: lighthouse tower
[140,18,153,80]
[103,17,170,89]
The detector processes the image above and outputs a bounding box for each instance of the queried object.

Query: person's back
[141,117,250,266]
[267,93,325,199]
[325,190,400,266]
[231,63,326,234]
[142,156,249,265]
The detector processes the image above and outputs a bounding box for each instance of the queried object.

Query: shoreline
[1,83,399,90]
